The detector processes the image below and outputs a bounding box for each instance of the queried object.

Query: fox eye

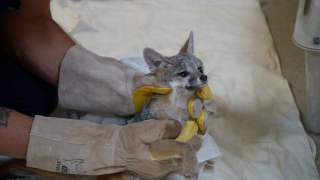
[198,67,203,73]
[178,71,189,77]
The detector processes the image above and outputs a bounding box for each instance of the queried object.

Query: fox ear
[180,31,194,54]
[143,48,170,72]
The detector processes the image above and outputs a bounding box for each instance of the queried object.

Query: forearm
[0,107,33,158]
[0,0,75,86]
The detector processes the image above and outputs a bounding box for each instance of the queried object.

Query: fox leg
[149,136,202,180]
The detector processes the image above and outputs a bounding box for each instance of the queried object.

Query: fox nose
[200,75,207,82]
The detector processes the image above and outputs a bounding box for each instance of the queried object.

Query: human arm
[0,0,75,86]
[0,0,170,116]
[0,0,70,154]
[0,106,33,158]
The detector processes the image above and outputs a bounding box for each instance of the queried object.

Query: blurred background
[259,0,320,169]
[259,0,306,122]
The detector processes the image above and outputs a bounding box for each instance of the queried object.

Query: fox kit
[123,31,207,180]
[129,32,207,125]
[0,32,207,180]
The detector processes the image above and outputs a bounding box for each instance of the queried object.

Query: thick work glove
[27,116,182,177]
[175,84,213,142]
[58,45,171,116]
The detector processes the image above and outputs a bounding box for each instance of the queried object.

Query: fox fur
[0,31,207,180]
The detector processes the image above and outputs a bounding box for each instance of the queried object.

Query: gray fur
[143,48,170,72]
[162,53,203,85]
[127,96,160,124]
[187,32,194,54]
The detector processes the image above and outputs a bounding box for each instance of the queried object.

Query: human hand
[59,45,172,116]
[27,116,183,177]
[119,119,184,177]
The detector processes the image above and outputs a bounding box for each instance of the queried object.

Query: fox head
[144,31,207,92]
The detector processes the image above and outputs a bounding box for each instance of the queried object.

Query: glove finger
[127,158,181,178]
[197,126,207,135]
[187,99,196,118]
[196,109,206,135]
[133,72,170,91]
[132,86,172,113]
[196,84,212,100]
[126,119,182,144]
[175,120,198,143]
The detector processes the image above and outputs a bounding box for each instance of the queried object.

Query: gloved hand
[58,45,171,116]
[27,116,182,177]
[188,84,213,135]
[175,84,213,143]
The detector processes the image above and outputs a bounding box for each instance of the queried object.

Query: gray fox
[127,32,207,126]
[0,31,207,180]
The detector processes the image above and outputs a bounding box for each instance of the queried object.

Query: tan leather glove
[27,116,182,177]
[58,45,171,116]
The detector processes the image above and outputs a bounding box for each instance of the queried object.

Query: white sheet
[51,0,320,179]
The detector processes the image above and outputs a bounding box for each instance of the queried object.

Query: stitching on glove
[29,131,118,149]
[129,70,138,113]
[29,134,117,150]
[125,68,138,114]
[116,148,151,160]
[112,126,122,172]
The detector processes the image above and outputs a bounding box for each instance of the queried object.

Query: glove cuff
[27,116,126,175]
[58,45,137,116]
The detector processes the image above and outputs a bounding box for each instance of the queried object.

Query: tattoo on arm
[0,107,13,127]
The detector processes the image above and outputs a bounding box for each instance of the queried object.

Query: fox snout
[200,75,207,82]
[186,74,208,91]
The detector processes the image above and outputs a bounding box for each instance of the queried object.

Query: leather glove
[27,116,182,177]
[58,45,171,116]
[175,84,213,142]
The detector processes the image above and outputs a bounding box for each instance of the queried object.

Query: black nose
[200,75,207,82]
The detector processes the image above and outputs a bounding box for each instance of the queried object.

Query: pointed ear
[143,48,170,72]
[180,31,194,54]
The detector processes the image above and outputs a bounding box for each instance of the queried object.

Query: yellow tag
[196,84,212,100]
